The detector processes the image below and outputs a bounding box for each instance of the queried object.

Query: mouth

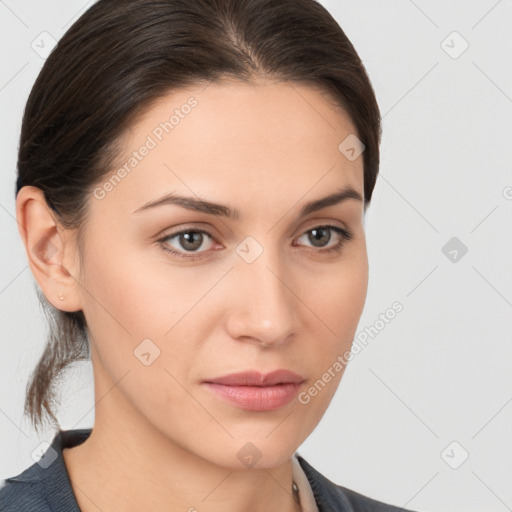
[202,370,305,411]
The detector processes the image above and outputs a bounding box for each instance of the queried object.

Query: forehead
[93,79,364,217]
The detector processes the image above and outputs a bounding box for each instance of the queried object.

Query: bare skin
[16,77,368,512]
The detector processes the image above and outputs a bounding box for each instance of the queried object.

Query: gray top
[0,429,418,511]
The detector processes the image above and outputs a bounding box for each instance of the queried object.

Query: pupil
[181,231,202,250]
[309,227,330,247]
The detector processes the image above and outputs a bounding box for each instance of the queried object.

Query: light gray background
[1,1,511,511]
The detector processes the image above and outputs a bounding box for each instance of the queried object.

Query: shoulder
[0,429,89,512]
[0,463,51,512]
[296,455,420,512]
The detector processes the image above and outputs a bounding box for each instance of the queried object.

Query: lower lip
[202,382,302,411]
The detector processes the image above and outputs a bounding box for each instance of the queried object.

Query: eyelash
[157,224,353,261]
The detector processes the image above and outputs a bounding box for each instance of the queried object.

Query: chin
[201,435,300,471]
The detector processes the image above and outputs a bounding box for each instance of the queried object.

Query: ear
[15,185,83,312]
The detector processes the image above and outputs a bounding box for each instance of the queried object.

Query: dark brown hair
[16,0,381,432]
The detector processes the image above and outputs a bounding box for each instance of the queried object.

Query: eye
[158,229,216,259]
[294,224,353,254]
[157,224,353,260]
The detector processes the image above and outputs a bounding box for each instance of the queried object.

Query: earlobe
[15,185,82,312]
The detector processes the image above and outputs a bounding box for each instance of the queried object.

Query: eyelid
[157,218,348,241]
[299,218,348,234]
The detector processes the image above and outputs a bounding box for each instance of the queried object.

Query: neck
[62,378,301,512]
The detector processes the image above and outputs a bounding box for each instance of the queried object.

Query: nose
[225,246,297,348]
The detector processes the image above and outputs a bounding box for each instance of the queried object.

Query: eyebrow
[132,186,363,219]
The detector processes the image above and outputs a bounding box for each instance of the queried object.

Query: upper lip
[204,370,304,386]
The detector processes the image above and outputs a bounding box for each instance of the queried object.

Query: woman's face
[70,78,368,468]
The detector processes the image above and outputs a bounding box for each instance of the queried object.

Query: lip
[205,369,304,386]
[202,370,305,411]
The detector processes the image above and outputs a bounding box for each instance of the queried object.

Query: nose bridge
[228,235,296,344]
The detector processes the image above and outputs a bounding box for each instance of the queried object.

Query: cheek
[78,249,202,419]
[306,251,368,337]
[77,243,165,377]
[80,242,194,338]
[78,244,222,382]
[294,263,367,431]
[327,266,367,336]
[295,250,368,395]
[79,252,155,341]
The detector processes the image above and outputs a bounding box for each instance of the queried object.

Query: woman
[0,0,419,510]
